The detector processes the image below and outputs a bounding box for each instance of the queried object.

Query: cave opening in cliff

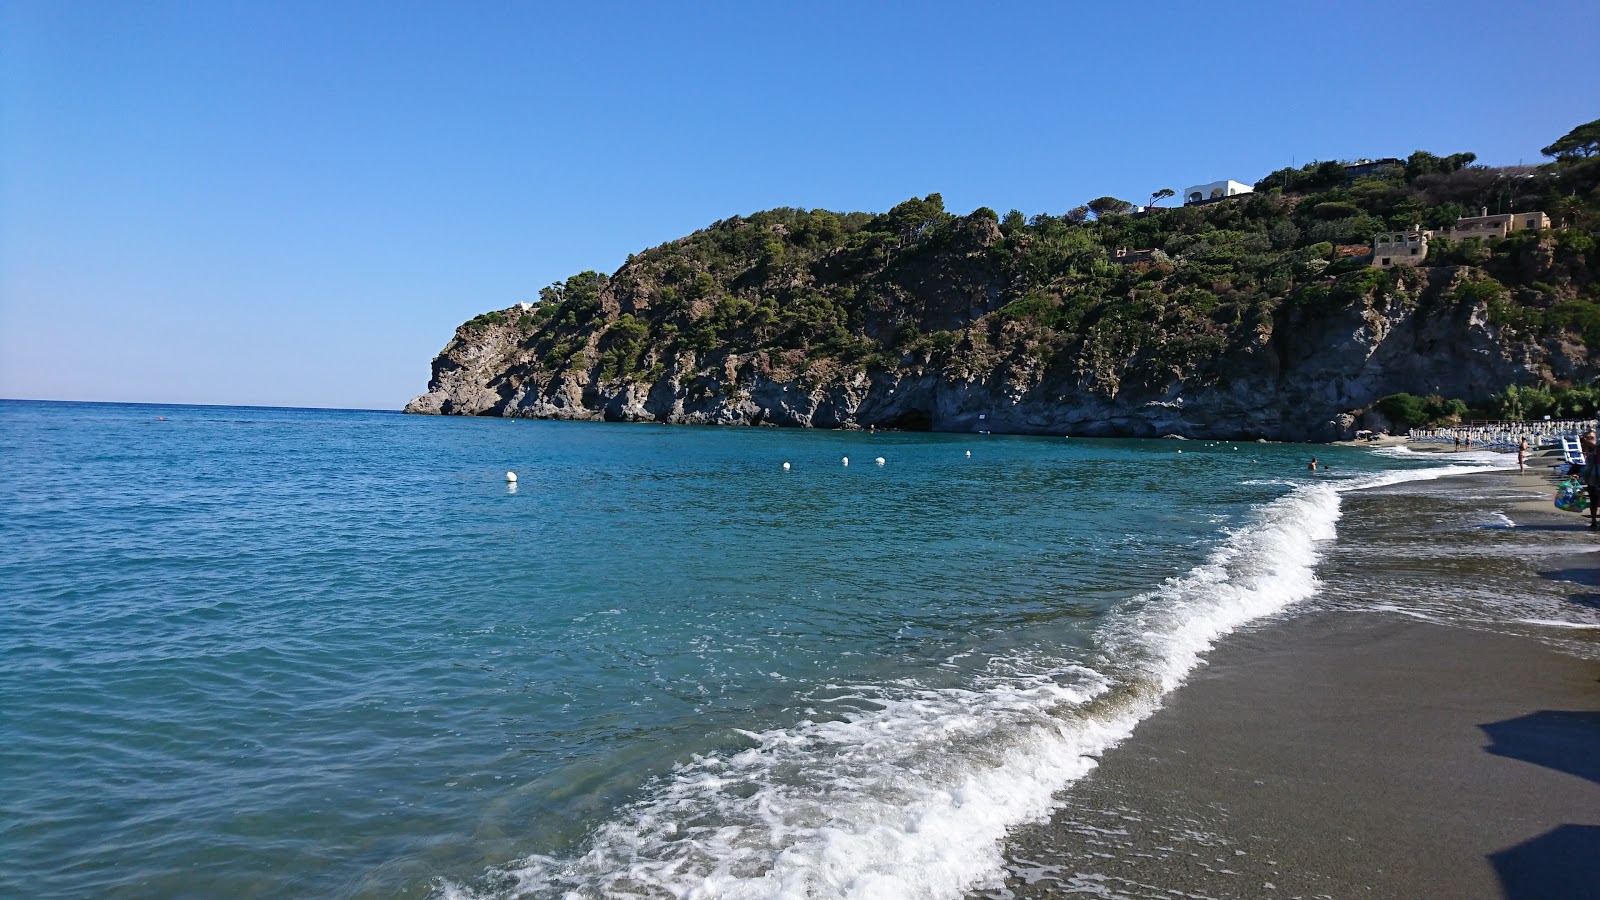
[881,409,933,431]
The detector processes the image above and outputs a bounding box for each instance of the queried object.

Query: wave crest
[442,465,1494,900]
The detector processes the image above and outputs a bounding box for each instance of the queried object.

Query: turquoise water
[0,401,1488,898]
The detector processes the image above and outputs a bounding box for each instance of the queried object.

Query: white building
[1182,180,1253,205]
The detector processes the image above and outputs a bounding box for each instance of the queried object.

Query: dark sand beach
[978,464,1600,899]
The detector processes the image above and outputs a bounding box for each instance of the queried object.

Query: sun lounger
[1561,438,1585,467]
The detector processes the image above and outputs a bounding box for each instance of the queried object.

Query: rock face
[405,263,1582,441]
[405,187,1599,441]
[402,318,526,416]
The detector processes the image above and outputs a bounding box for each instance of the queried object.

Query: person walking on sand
[1517,437,1529,474]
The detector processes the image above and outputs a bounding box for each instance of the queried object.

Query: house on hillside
[1436,208,1551,242]
[1111,248,1157,264]
[1343,158,1404,181]
[1370,228,1429,268]
[1370,208,1553,267]
[1183,180,1253,205]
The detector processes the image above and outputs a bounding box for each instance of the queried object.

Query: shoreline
[977,465,1600,899]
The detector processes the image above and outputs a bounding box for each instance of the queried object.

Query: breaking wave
[441,462,1502,900]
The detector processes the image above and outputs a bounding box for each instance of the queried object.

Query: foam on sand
[1368,444,1511,465]
[1516,618,1600,629]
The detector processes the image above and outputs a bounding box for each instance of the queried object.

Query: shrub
[1311,201,1361,220]
[1375,392,1443,428]
[465,310,507,330]
[1453,278,1507,307]
[997,294,1060,325]
[1422,396,1469,422]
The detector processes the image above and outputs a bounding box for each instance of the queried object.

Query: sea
[2,399,1592,899]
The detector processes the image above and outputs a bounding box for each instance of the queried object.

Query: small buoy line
[495,438,1278,486]
[486,432,1286,483]
[497,441,1266,482]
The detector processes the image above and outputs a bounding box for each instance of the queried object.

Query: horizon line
[0,397,400,414]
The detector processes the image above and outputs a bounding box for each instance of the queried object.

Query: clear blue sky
[3,1,1595,409]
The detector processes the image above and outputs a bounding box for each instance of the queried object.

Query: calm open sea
[0,400,1501,899]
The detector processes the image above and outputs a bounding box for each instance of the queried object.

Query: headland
[406,120,1600,443]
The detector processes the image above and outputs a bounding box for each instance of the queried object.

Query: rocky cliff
[407,152,1600,440]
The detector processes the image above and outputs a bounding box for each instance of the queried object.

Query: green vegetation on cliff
[432,118,1600,431]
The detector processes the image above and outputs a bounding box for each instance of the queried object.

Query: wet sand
[977,467,1600,899]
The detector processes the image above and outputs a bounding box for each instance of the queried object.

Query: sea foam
[443,461,1502,900]
[1368,444,1511,464]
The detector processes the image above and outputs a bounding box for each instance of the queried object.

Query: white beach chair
[1560,438,1585,468]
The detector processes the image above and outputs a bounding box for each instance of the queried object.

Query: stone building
[1371,228,1429,268]
[1437,208,1551,242]
[1182,180,1253,205]
[1370,208,1553,267]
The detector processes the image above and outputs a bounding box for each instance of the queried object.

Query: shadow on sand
[1537,566,1600,587]
[1479,710,1600,785]
[1489,824,1600,900]
[1513,521,1600,533]
[1534,567,1600,610]
[1482,713,1600,897]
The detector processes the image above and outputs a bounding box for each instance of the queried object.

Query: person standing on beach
[1518,437,1529,474]
[1454,435,1461,450]
[1581,429,1600,529]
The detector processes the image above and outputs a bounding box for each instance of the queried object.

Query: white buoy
[965,450,971,457]
[505,471,518,483]
[783,462,791,470]
[875,456,885,466]
[842,457,849,466]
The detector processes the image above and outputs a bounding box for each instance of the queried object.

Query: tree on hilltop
[1542,118,1600,162]
[1086,196,1133,219]
[1148,188,1175,208]
[878,193,950,246]
[1405,150,1477,182]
